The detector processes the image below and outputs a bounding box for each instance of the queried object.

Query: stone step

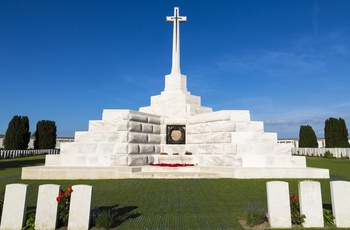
[130,171,220,179]
[141,165,201,172]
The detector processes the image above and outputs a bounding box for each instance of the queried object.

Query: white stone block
[35,184,61,230]
[68,185,93,230]
[330,181,350,227]
[227,110,251,121]
[148,134,161,143]
[197,144,213,154]
[128,121,142,132]
[231,132,263,143]
[128,144,140,154]
[223,155,242,166]
[102,109,129,121]
[128,155,148,165]
[187,123,212,134]
[235,121,263,132]
[113,143,128,154]
[222,144,237,155]
[128,133,148,143]
[147,116,161,124]
[74,131,91,142]
[211,121,235,132]
[45,155,61,166]
[112,121,128,131]
[110,155,128,166]
[142,123,153,133]
[187,105,212,115]
[60,142,98,155]
[88,120,105,132]
[190,133,231,144]
[139,144,155,154]
[154,145,161,154]
[0,183,28,230]
[188,111,230,124]
[275,144,294,155]
[97,143,115,154]
[152,125,161,134]
[266,181,292,228]
[236,143,275,155]
[298,181,323,227]
[199,155,224,166]
[129,113,148,122]
[242,155,305,168]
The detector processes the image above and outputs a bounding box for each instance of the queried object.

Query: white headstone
[330,181,350,227]
[35,184,61,230]
[298,180,323,227]
[266,181,292,228]
[68,185,93,230]
[0,183,28,230]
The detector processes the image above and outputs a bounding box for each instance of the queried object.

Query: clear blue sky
[1,0,350,138]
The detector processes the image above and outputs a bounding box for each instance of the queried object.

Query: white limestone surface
[298,180,324,227]
[0,183,28,230]
[35,184,61,230]
[68,185,93,230]
[266,181,291,228]
[330,181,350,227]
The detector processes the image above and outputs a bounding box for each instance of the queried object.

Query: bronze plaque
[166,125,186,144]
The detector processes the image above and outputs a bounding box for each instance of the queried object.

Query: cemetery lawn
[1,155,349,229]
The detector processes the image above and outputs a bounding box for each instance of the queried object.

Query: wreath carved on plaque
[166,125,186,144]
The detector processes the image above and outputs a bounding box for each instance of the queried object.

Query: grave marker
[35,184,61,230]
[0,183,28,230]
[298,180,323,227]
[68,185,93,230]
[330,181,350,227]
[266,181,291,228]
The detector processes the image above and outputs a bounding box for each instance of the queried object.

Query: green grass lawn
[0,155,349,229]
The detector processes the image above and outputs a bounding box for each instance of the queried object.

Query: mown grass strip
[0,155,349,229]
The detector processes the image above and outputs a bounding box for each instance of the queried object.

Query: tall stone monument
[22,7,329,179]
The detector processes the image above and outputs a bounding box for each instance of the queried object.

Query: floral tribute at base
[290,193,305,225]
[56,187,73,226]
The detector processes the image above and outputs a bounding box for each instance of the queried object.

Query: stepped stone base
[21,165,329,180]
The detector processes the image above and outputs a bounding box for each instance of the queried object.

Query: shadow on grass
[115,205,141,227]
[26,206,36,215]
[323,203,332,210]
[91,204,141,228]
[0,157,45,171]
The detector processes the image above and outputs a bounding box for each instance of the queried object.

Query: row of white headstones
[267,180,350,228]
[0,184,92,230]
[0,181,349,229]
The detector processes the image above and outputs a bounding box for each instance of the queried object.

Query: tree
[299,125,318,147]
[3,115,31,150]
[34,120,57,149]
[324,117,350,148]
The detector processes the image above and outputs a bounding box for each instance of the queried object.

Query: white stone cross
[167,7,186,75]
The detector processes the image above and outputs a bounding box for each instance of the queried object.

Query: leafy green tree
[299,125,318,147]
[3,115,31,150]
[34,120,57,149]
[325,117,350,148]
